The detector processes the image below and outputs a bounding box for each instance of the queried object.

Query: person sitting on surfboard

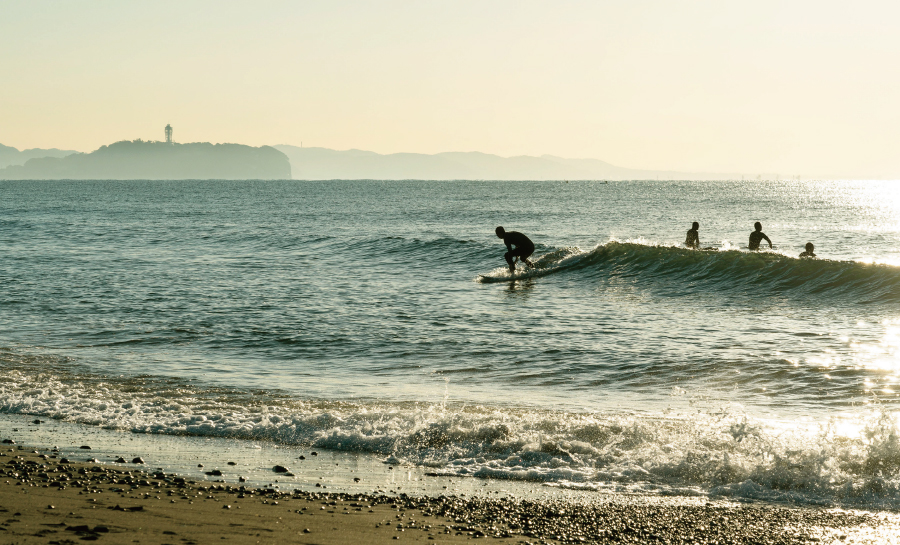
[495,226,535,273]
[685,222,700,249]
[748,222,773,251]
[799,242,816,258]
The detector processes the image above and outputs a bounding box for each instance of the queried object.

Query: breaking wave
[478,241,900,306]
[2,364,899,510]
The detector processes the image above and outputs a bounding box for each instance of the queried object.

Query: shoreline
[1,440,898,544]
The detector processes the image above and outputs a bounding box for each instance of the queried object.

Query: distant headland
[0,139,291,180]
[0,122,753,180]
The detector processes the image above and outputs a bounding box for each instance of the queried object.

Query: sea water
[2,179,900,509]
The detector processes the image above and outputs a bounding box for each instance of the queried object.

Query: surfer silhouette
[495,226,535,273]
[748,222,772,251]
[799,242,816,258]
[685,222,700,249]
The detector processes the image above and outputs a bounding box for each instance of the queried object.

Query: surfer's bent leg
[520,244,535,269]
[504,251,516,272]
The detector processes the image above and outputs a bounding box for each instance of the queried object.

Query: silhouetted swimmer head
[754,222,762,232]
[692,222,699,230]
[495,226,505,238]
[800,242,816,258]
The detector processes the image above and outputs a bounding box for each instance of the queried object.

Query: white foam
[2,367,900,509]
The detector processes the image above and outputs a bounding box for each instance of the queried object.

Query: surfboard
[478,266,541,283]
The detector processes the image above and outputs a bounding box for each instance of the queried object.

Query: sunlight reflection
[842,322,900,375]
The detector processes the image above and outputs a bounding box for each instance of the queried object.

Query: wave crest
[480,241,900,305]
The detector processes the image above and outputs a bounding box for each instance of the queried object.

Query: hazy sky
[2,1,900,177]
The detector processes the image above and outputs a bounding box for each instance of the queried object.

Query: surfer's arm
[763,234,772,248]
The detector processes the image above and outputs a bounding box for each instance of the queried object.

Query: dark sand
[1,445,897,544]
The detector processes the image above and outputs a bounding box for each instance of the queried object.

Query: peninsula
[0,140,291,180]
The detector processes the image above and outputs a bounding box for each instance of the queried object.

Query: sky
[2,0,900,178]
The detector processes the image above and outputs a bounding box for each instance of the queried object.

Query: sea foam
[2,365,899,510]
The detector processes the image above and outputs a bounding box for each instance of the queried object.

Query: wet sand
[1,445,897,544]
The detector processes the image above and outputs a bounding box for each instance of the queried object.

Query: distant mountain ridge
[0,143,78,169]
[0,140,291,180]
[0,141,741,180]
[274,145,738,180]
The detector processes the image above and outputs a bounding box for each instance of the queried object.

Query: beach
[2,443,898,544]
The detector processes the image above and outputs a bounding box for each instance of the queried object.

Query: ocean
[2,179,900,509]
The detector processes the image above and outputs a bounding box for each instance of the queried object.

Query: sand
[0,445,897,545]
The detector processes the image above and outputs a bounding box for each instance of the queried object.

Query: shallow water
[3,179,900,509]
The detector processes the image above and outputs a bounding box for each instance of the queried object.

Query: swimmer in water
[495,226,535,273]
[799,242,816,258]
[685,222,700,249]
[748,222,772,251]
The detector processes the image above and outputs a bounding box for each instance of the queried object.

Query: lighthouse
[165,124,173,144]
